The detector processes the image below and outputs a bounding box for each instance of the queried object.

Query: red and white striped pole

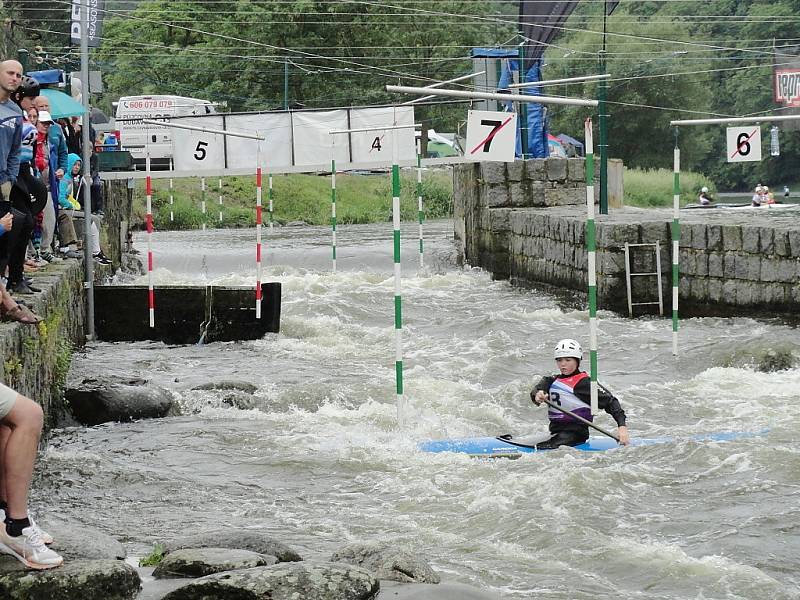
[255,165,263,319]
[146,150,155,328]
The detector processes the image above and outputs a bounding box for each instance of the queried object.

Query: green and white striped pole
[218,177,223,223]
[584,118,598,415]
[200,177,207,231]
[672,143,680,356]
[331,155,337,273]
[416,140,424,270]
[168,159,174,223]
[268,172,274,232]
[391,129,405,421]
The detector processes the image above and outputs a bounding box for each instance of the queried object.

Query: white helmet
[554,339,582,360]
[701,186,709,193]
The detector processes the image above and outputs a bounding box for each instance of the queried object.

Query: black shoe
[10,281,38,294]
[93,252,112,265]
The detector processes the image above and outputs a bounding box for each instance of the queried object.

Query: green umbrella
[40,89,88,119]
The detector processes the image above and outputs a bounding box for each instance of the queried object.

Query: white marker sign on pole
[171,116,226,171]
[465,110,518,163]
[726,126,762,163]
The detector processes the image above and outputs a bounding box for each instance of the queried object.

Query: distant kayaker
[698,186,713,206]
[530,339,629,449]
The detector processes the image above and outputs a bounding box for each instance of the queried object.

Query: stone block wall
[453,158,589,279]
[677,222,800,314]
[454,160,800,316]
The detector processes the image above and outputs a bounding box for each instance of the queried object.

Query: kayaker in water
[530,339,630,449]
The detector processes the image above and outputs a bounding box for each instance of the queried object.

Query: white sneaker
[0,509,53,545]
[0,525,63,569]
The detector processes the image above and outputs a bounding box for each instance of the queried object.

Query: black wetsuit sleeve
[573,378,627,427]
[532,376,556,395]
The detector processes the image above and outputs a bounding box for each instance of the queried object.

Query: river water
[39,220,800,599]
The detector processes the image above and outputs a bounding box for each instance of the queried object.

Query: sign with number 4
[465,110,517,163]
[726,126,762,163]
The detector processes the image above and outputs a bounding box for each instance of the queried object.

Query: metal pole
[386,85,598,108]
[670,114,800,126]
[509,73,611,89]
[598,49,609,215]
[598,0,609,215]
[585,118,598,415]
[518,42,528,158]
[80,0,95,339]
[672,140,680,356]
[284,59,289,111]
[401,71,486,105]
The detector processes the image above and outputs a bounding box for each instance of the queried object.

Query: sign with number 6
[171,116,226,171]
[726,126,762,163]
[465,110,518,163]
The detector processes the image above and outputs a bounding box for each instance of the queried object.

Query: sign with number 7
[465,110,518,163]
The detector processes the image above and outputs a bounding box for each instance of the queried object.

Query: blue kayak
[419,430,768,458]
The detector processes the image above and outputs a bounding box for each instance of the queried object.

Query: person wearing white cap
[698,186,713,206]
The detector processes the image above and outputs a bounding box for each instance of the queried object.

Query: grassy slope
[132,169,454,230]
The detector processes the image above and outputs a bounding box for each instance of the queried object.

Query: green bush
[624,168,715,208]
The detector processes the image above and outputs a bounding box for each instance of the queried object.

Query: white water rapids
[39,219,800,599]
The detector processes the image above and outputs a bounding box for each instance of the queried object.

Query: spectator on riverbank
[0,60,25,293]
[32,96,67,255]
[59,154,110,264]
[0,382,62,569]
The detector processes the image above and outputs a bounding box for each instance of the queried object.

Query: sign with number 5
[726,126,761,163]
[171,116,226,171]
[465,110,517,163]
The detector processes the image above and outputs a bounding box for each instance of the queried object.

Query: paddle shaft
[541,398,620,443]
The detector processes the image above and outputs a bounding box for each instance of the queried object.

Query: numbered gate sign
[171,116,226,171]
[465,110,518,163]
[726,126,762,163]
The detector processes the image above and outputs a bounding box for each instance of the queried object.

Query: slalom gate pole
[392,130,405,422]
[256,165,263,319]
[268,173,274,232]
[584,118,598,415]
[331,156,337,273]
[218,177,223,223]
[201,177,207,230]
[416,141,424,270]
[672,143,680,355]
[169,159,174,223]
[146,150,155,328]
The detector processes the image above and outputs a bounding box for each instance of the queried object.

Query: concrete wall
[454,160,800,317]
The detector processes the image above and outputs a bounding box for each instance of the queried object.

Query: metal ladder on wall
[624,242,664,317]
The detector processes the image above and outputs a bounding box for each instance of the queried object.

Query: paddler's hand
[617,425,630,446]
[531,390,547,406]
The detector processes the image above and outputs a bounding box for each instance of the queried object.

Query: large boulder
[0,520,126,574]
[0,559,140,600]
[162,530,302,563]
[65,378,174,425]
[331,542,440,584]
[163,562,378,600]
[153,548,277,579]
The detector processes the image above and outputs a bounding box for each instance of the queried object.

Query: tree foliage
[547,0,800,189]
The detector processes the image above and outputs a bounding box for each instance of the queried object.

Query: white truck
[114,95,217,169]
